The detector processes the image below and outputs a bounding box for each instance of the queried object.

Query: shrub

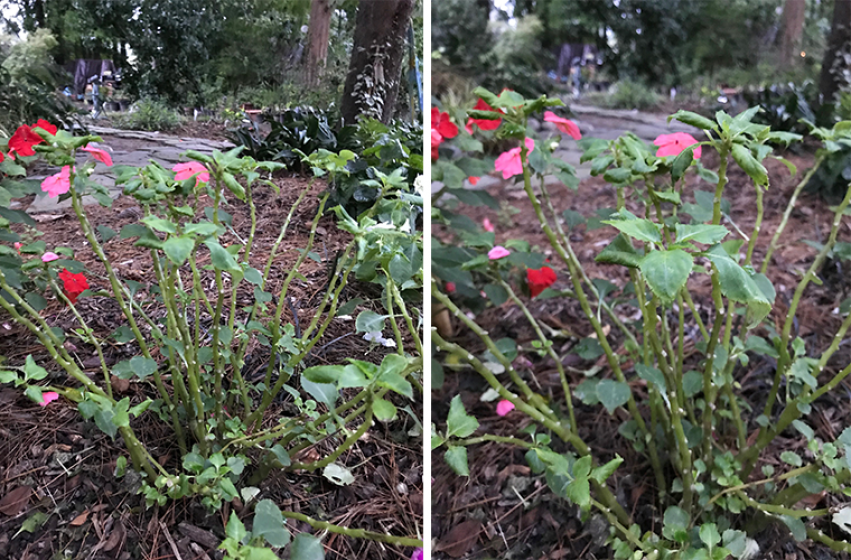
[597,79,662,111]
[433,87,851,558]
[0,30,77,135]
[114,98,182,131]
[0,125,423,557]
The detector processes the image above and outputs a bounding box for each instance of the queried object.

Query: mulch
[0,173,422,559]
[432,149,851,559]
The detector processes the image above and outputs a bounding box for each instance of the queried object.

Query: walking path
[467,103,699,192]
[26,127,233,214]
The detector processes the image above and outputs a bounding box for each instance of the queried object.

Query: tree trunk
[306,0,333,87]
[778,0,806,68]
[340,0,415,124]
[820,0,851,103]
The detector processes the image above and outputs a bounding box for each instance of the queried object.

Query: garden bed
[433,150,851,559]
[0,175,422,560]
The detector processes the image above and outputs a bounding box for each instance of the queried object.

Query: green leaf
[269,444,291,467]
[252,499,290,547]
[670,110,716,130]
[129,356,157,380]
[591,455,623,484]
[635,364,667,392]
[565,476,591,508]
[639,249,693,303]
[596,233,643,268]
[699,523,722,549]
[162,236,194,265]
[675,224,729,245]
[23,355,48,381]
[706,246,771,327]
[96,225,117,242]
[780,515,806,542]
[204,240,239,271]
[603,217,661,243]
[290,533,325,560]
[303,365,343,384]
[376,371,414,399]
[444,446,470,476]
[731,144,768,186]
[596,379,631,414]
[446,395,479,438]
[780,451,803,467]
[355,310,387,333]
[662,505,690,543]
[141,216,177,234]
[301,377,337,406]
[372,398,398,422]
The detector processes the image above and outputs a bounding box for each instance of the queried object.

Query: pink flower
[488,246,510,260]
[41,166,72,198]
[482,218,495,232]
[543,111,581,140]
[445,282,456,293]
[469,176,480,186]
[41,252,60,262]
[411,549,423,560]
[654,132,702,159]
[496,400,515,416]
[13,242,22,253]
[494,137,535,180]
[39,391,59,407]
[81,144,113,166]
[173,161,210,186]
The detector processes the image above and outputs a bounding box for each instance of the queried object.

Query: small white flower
[414,175,424,194]
[381,338,397,348]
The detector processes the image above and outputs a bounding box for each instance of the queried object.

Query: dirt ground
[433,149,851,559]
[0,172,423,559]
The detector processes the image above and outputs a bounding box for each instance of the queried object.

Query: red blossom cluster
[58,269,89,304]
[3,120,57,162]
[431,107,458,160]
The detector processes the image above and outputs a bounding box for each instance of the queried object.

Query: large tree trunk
[820,0,851,103]
[778,0,806,68]
[306,0,333,87]
[340,0,415,124]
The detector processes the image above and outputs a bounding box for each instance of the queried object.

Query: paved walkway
[465,103,699,192]
[26,127,233,214]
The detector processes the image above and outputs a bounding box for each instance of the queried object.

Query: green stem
[762,156,824,274]
[279,511,421,547]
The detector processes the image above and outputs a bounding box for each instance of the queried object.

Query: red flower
[431,107,458,160]
[33,120,58,136]
[527,266,556,298]
[8,124,44,159]
[465,98,502,134]
[58,269,89,304]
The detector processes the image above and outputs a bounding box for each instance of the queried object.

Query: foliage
[743,80,835,134]
[233,109,423,217]
[232,106,357,170]
[589,79,661,111]
[0,30,76,135]
[112,98,182,132]
[0,125,423,555]
[433,87,851,558]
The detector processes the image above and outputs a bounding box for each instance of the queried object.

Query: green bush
[114,99,182,132]
[594,79,662,111]
[0,30,76,135]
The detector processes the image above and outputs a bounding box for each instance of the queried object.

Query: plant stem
[762,156,823,274]
[279,511,422,547]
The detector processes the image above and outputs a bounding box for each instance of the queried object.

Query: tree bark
[306,0,333,87]
[779,0,806,68]
[340,0,415,124]
[820,0,851,103]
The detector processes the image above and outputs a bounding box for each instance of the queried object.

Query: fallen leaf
[437,519,482,558]
[0,486,32,516]
[111,376,131,394]
[70,511,89,526]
